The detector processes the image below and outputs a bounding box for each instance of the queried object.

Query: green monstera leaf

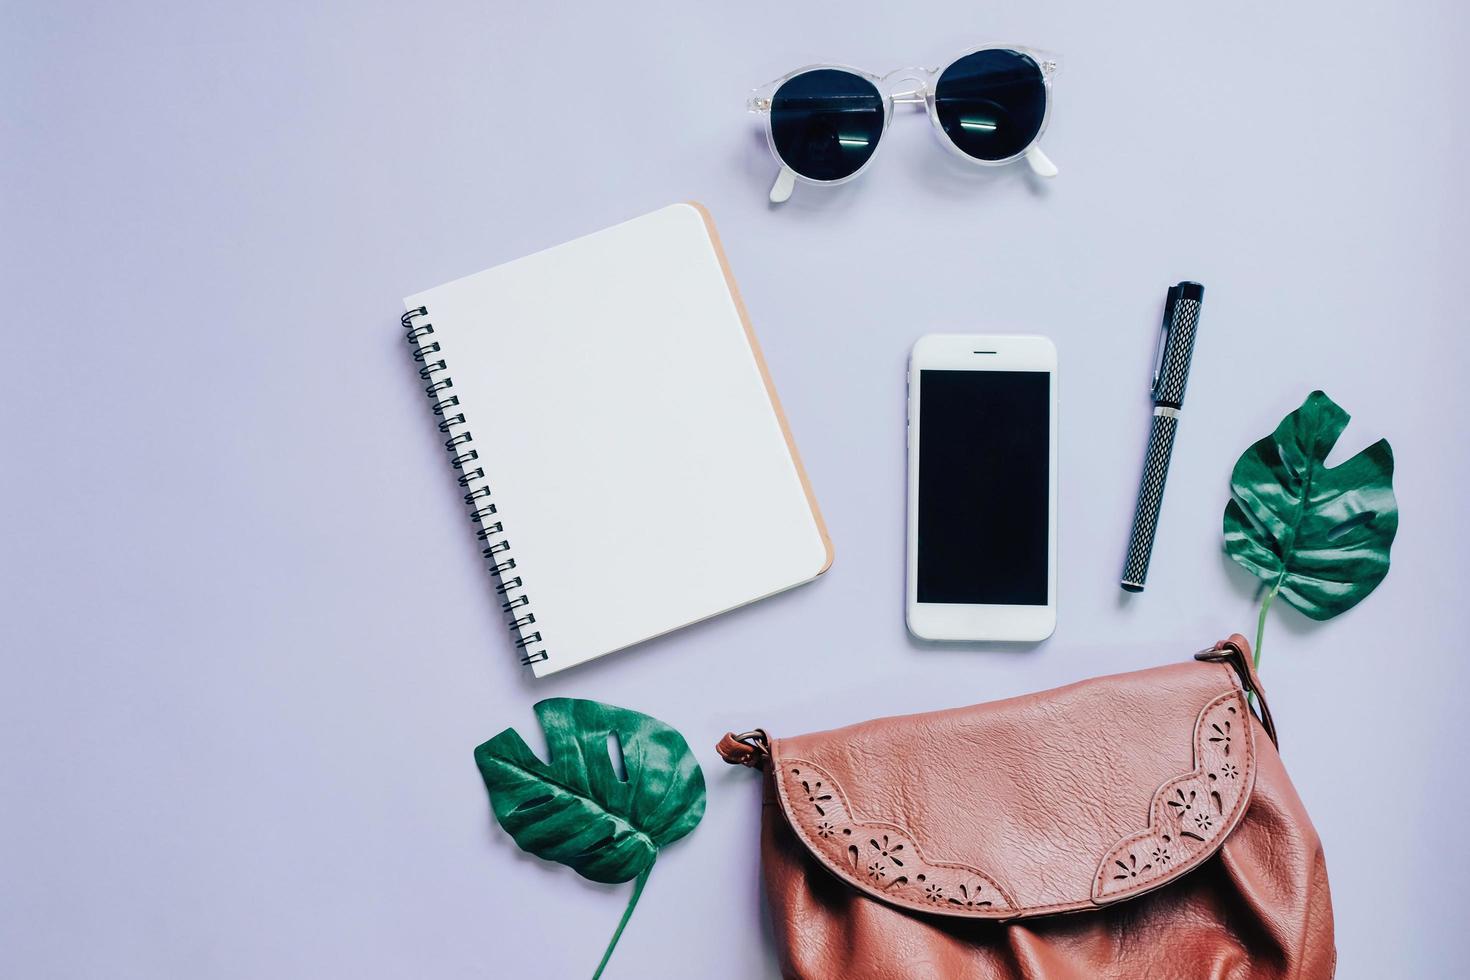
[475,699,705,978]
[1223,390,1397,669]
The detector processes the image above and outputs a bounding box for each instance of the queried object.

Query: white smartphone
[906,334,1058,642]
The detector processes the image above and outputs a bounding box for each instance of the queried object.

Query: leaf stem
[1248,580,1280,710]
[1255,579,1280,672]
[592,864,652,980]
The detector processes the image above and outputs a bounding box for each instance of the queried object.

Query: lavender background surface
[4,3,1468,978]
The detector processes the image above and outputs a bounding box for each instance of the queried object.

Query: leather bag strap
[717,729,770,768]
[1195,633,1279,747]
[720,636,1279,767]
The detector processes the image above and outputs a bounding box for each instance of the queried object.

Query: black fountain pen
[1121,282,1205,592]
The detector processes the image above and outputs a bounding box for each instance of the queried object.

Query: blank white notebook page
[405,203,831,676]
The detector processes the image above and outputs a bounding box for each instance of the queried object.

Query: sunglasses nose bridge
[882,68,936,107]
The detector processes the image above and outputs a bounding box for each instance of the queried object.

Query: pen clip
[1150,285,1181,399]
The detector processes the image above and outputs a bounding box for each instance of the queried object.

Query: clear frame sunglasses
[748,45,1060,203]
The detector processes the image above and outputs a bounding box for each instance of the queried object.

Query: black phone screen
[916,369,1050,605]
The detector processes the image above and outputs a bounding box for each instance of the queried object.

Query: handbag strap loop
[717,729,770,768]
[1195,633,1279,748]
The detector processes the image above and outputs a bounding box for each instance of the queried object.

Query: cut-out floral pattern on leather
[773,758,1017,918]
[1092,689,1257,903]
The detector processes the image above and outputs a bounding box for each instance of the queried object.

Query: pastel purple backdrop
[3,2,1467,977]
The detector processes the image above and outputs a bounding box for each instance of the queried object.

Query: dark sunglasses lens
[934,49,1047,161]
[770,69,884,181]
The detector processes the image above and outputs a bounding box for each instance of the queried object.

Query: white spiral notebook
[402,203,832,676]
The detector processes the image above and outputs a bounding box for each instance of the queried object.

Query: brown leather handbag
[718,636,1335,979]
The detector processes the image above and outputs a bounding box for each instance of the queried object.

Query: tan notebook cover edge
[686,200,835,576]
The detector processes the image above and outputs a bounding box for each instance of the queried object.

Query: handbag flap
[769,660,1256,920]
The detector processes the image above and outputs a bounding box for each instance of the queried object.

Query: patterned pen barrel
[1121,282,1204,592]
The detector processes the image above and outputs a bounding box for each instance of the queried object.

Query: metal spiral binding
[402,306,549,667]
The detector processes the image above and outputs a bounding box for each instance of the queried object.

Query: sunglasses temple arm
[767,147,1051,201]
[1025,145,1058,178]
[769,165,796,203]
